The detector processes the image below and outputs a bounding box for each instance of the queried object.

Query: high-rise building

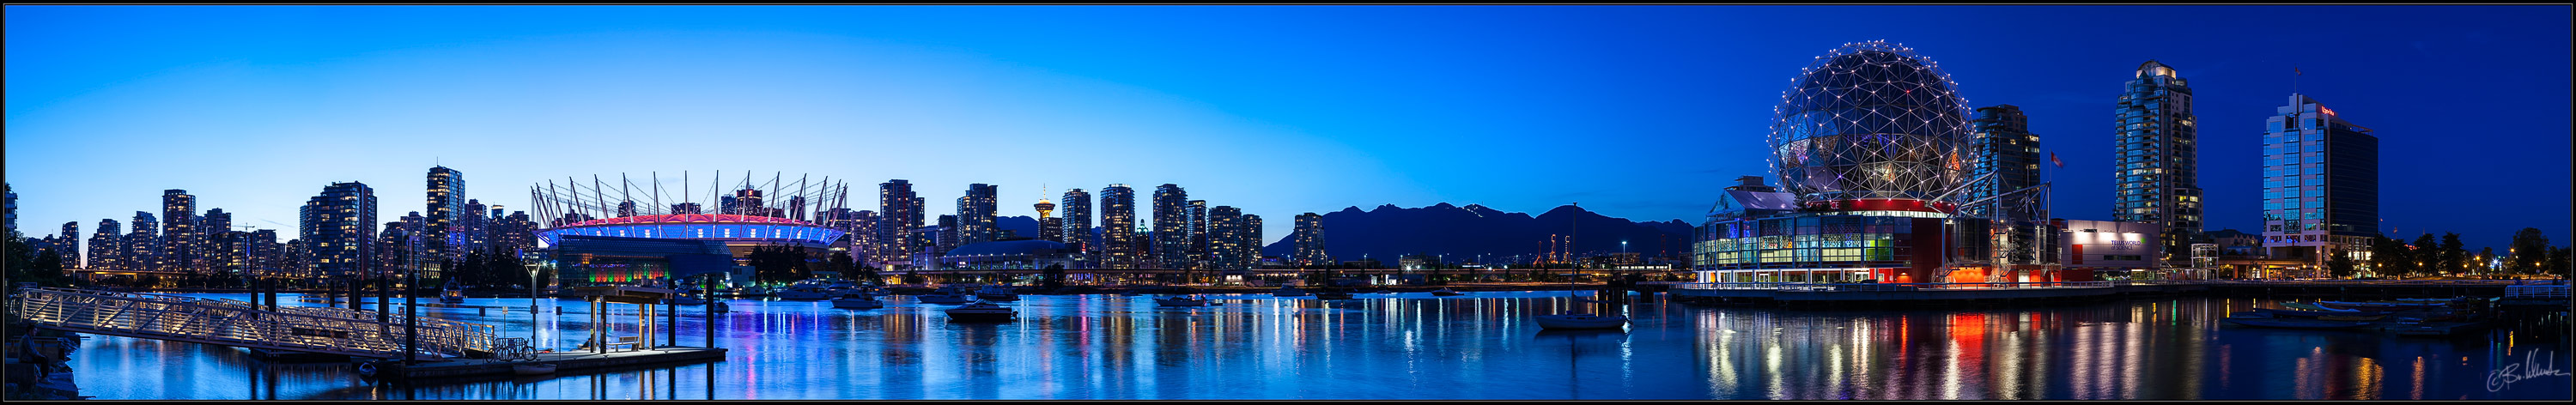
[491,210,537,257]
[2,184,14,234]
[58,221,80,268]
[127,212,158,272]
[1187,200,1208,269]
[1243,215,1263,269]
[426,166,467,265]
[1035,195,1062,243]
[617,200,638,218]
[934,215,960,257]
[959,184,999,245]
[2114,60,2205,262]
[90,219,121,270]
[2262,94,2380,267]
[877,180,921,265]
[301,182,378,282]
[245,229,282,276]
[670,202,703,215]
[1292,213,1328,266]
[1968,105,2043,221]
[379,221,416,278]
[1151,184,1189,269]
[1060,189,1092,255]
[461,199,490,254]
[788,196,807,221]
[1207,206,1246,269]
[203,209,234,274]
[1101,184,1139,269]
[161,189,199,273]
[726,188,765,216]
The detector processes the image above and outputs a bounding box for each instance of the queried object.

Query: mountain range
[1258,203,1692,264]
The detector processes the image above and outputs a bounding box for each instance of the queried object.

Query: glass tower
[426,166,465,268]
[1101,184,1138,269]
[300,181,379,281]
[1060,189,1092,255]
[1151,184,1189,269]
[2261,94,2379,265]
[2113,60,2203,262]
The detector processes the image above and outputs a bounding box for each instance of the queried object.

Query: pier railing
[8,287,495,359]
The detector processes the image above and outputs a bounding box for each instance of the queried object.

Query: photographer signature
[2487,349,2571,392]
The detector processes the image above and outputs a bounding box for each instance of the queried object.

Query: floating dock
[383,347,726,380]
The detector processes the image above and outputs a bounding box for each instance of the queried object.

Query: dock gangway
[9,287,495,360]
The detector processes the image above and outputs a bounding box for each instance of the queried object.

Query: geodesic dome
[1770,40,1970,203]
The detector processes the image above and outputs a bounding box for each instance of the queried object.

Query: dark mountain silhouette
[1258,202,1692,265]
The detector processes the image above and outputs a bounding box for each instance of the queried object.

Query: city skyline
[6,5,2570,253]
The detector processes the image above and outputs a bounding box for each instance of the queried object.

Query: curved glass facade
[1770,40,1970,202]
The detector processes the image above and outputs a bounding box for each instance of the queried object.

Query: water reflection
[65,293,2571,400]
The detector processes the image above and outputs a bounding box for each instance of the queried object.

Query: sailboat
[1534,202,1628,330]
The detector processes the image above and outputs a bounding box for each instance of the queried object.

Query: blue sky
[6,5,2569,252]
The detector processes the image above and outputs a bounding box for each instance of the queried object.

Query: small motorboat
[1272,287,1310,297]
[2278,301,2354,311]
[2256,308,2371,317]
[1430,288,1464,296]
[1155,295,1210,307]
[775,281,833,301]
[1313,289,1355,299]
[830,290,883,309]
[439,281,467,305]
[917,286,975,305]
[1534,312,1629,329]
[513,363,557,376]
[945,301,1017,323]
[1375,289,1395,294]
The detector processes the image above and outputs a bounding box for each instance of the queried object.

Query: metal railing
[1670,281,2111,291]
[9,287,494,359]
[2504,284,2572,299]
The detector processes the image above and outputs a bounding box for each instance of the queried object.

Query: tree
[2439,233,2467,275]
[2325,251,2359,279]
[1041,263,1066,288]
[2549,246,2573,280]
[2368,236,2415,277]
[2410,233,2440,275]
[459,251,487,287]
[2510,228,2550,274]
[748,245,811,285]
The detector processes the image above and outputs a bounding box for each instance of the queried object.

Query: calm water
[65,292,2573,400]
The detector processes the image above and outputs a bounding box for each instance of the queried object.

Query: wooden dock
[383,347,726,380]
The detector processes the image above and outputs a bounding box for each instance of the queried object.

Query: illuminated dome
[1770,40,1970,203]
[536,214,842,246]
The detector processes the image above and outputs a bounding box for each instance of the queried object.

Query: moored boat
[830,290,883,309]
[1272,287,1310,297]
[2256,307,2372,317]
[2222,317,2372,329]
[775,281,834,301]
[513,363,558,376]
[917,285,975,304]
[1313,288,1354,299]
[945,301,1017,322]
[1431,287,1464,296]
[1155,295,1210,307]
